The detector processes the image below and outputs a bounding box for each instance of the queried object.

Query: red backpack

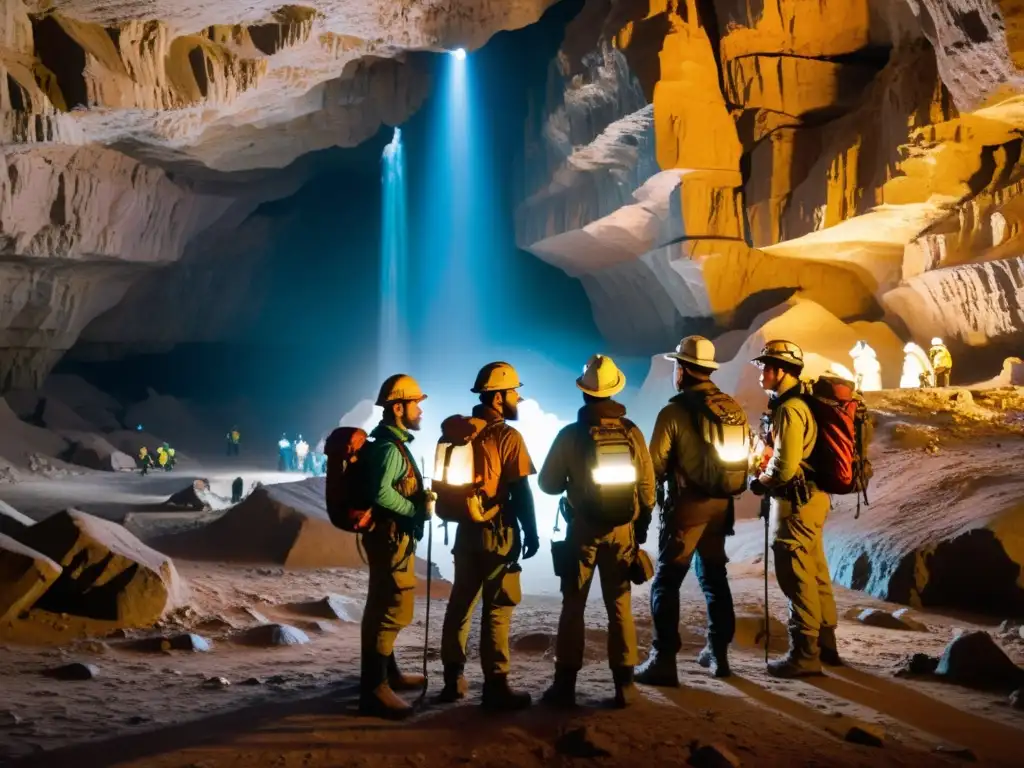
[323,427,372,532]
[802,376,873,511]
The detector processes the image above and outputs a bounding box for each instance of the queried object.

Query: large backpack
[323,427,373,532]
[801,376,873,502]
[673,387,750,499]
[432,415,501,524]
[577,418,638,527]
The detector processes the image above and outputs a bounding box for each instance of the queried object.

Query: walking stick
[762,495,770,664]
[417,456,434,708]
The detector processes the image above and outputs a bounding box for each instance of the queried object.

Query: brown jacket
[648,381,730,528]
[538,399,656,531]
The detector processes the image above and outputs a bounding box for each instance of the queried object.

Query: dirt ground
[2,520,1024,768]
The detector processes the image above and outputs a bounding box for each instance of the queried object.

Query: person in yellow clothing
[138,446,154,476]
[750,340,838,678]
[359,373,430,720]
[437,362,539,711]
[538,355,655,708]
[929,337,953,387]
[156,445,168,469]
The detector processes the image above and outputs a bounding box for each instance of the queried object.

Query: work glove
[633,521,649,546]
[749,477,768,497]
[522,536,540,560]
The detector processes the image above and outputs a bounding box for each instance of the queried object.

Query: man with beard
[437,362,540,711]
[359,373,430,719]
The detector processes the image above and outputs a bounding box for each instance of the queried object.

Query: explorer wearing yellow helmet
[635,336,749,686]
[359,373,430,720]
[928,337,952,387]
[751,340,838,678]
[437,362,539,711]
[538,354,655,708]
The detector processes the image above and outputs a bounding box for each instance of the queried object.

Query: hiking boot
[481,674,532,712]
[818,626,843,667]
[387,653,425,692]
[767,631,822,679]
[435,665,469,703]
[359,653,413,720]
[697,643,731,678]
[541,665,577,709]
[612,666,641,708]
[634,649,679,688]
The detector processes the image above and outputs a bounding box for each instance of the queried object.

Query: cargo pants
[555,519,638,670]
[440,519,522,677]
[770,489,837,644]
[649,507,735,655]
[361,519,417,657]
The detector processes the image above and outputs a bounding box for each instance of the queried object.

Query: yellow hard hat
[375,374,428,406]
[576,354,626,398]
[471,362,522,393]
[751,339,805,369]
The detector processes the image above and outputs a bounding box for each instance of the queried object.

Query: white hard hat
[931,337,943,346]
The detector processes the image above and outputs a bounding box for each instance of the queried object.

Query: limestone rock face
[0,0,558,388]
[516,0,1024,377]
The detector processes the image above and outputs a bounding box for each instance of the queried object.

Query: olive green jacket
[763,377,817,488]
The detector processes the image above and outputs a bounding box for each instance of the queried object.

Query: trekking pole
[762,494,770,665]
[417,456,433,708]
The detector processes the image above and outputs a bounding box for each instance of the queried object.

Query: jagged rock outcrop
[516,0,1024,375]
[0,532,62,624]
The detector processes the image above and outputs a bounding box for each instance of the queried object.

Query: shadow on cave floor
[7,659,1024,768]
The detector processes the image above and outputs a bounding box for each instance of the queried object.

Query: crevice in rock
[954,8,992,45]
[188,46,209,99]
[694,0,726,99]
[30,14,88,111]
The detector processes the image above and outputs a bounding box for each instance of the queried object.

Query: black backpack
[577,418,638,526]
[672,387,750,499]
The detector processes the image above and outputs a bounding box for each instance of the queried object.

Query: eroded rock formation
[516,0,1024,373]
[0,0,558,388]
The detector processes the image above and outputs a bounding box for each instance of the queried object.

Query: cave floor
[2,539,1023,768]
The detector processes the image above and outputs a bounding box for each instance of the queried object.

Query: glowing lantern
[433,440,474,487]
[592,443,636,486]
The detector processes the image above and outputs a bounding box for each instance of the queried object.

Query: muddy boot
[697,643,731,678]
[612,666,641,708]
[541,665,577,709]
[359,653,414,720]
[818,626,842,667]
[435,664,469,703]
[767,630,822,679]
[481,674,532,712]
[387,653,425,692]
[634,649,679,688]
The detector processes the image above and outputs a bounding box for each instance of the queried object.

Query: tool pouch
[551,540,572,579]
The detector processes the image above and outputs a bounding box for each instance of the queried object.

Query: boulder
[16,509,187,627]
[155,478,366,569]
[934,631,1024,691]
[45,662,99,681]
[236,623,310,647]
[59,431,136,471]
[0,500,34,538]
[0,398,69,469]
[0,533,62,624]
[825,400,1024,615]
[162,479,225,511]
[856,608,925,631]
[688,743,742,768]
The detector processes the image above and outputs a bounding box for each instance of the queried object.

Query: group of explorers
[137,443,177,475]
[323,336,874,720]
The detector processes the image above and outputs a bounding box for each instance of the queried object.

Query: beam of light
[379,126,408,380]
[451,47,466,60]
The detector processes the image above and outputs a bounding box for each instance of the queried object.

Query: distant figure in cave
[226,426,241,456]
[231,476,244,503]
[277,434,292,471]
[850,341,882,392]
[900,342,933,389]
[294,435,310,473]
[138,446,154,476]
[929,337,953,387]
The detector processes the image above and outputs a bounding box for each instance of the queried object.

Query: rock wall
[516,0,1024,372]
[0,0,559,389]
